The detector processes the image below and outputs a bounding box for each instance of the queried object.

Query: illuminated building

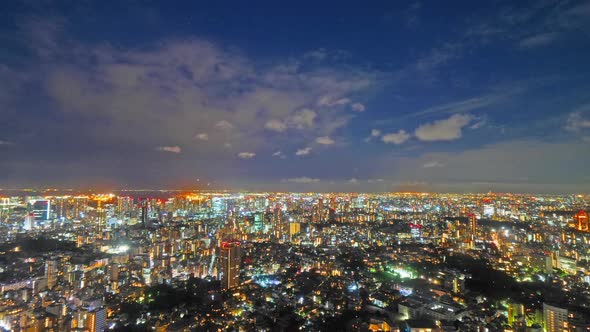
[87,308,106,332]
[289,222,300,240]
[23,213,35,231]
[575,210,589,232]
[543,303,568,332]
[469,213,477,249]
[32,199,51,221]
[219,240,241,289]
[73,308,106,332]
[141,200,148,227]
[45,260,57,289]
[483,203,495,217]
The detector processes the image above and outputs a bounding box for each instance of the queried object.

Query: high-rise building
[469,213,477,249]
[289,222,301,240]
[86,308,106,332]
[45,260,57,289]
[140,200,148,227]
[32,199,51,221]
[73,308,106,332]
[23,213,35,231]
[543,303,569,332]
[219,240,242,290]
[575,210,589,232]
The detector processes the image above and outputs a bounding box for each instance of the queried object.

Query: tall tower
[469,213,477,249]
[219,240,242,290]
[273,204,283,241]
[45,259,57,289]
[575,210,589,232]
[141,200,148,228]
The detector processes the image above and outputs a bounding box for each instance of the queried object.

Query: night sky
[1,0,590,192]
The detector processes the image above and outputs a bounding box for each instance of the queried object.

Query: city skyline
[1,1,590,193]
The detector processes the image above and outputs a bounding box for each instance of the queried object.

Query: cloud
[295,147,312,156]
[412,93,513,118]
[565,107,590,132]
[156,146,181,153]
[519,33,558,48]
[469,120,486,129]
[0,140,14,145]
[303,48,350,62]
[365,129,382,142]
[284,176,320,183]
[194,133,209,141]
[351,102,366,112]
[384,140,590,192]
[381,130,410,144]
[37,36,376,160]
[414,114,473,141]
[304,49,328,61]
[315,136,335,145]
[265,119,287,132]
[404,1,422,28]
[318,96,351,107]
[272,150,286,158]
[288,109,317,129]
[215,120,234,130]
[423,161,445,168]
[415,43,461,72]
[237,152,256,159]
[367,178,384,183]
[347,178,359,184]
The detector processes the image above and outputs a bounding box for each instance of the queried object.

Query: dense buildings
[0,190,588,331]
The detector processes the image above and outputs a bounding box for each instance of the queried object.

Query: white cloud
[351,102,366,112]
[566,110,590,132]
[265,119,287,132]
[318,96,351,107]
[315,136,335,145]
[0,140,14,145]
[156,146,181,153]
[367,178,384,183]
[272,150,286,158]
[295,147,312,156]
[288,109,317,129]
[423,161,445,168]
[40,36,377,157]
[413,94,510,118]
[348,178,359,184]
[519,33,558,48]
[284,177,320,183]
[215,120,234,130]
[414,114,473,141]
[469,120,486,129]
[303,49,328,61]
[371,129,381,137]
[194,133,209,141]
[382,130,410,144]
[237,152,256,159]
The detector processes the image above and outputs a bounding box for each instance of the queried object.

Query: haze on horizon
[1,0,590,193]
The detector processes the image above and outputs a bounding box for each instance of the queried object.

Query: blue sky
[1,0,590,192]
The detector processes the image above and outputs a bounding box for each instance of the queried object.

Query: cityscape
[0,191,588,331]
[2,0,590,331]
